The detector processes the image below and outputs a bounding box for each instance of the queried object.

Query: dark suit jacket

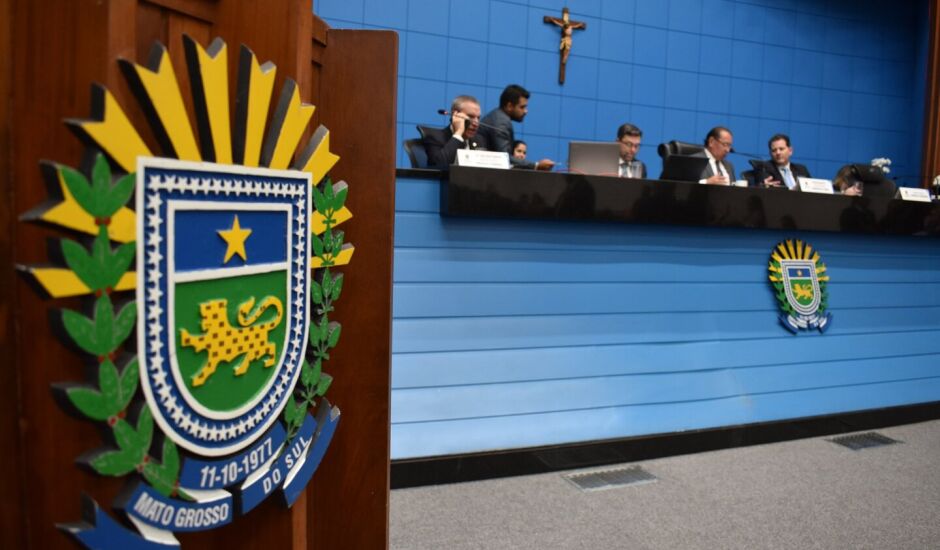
[758,161,811,189]
[693,151,736,182]
[422,125,485,170]
[478,108,535,169]
[619,160,647,179]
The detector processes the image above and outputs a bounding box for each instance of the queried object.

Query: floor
[391,420,940,549]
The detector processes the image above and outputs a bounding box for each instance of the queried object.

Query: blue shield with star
[136,158,311,457]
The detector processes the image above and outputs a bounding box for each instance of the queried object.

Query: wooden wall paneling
[311,28,398,550]
[136,3,170,64]
[8,1,395,546]
[143,0,218,23]
[923,0,940,186]
[8,1,139,547]
[0,0,23,546]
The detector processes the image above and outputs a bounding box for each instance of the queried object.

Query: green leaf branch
[283,179,347,440]
[56,153,185,497]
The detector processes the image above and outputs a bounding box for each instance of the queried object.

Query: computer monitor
[568,141,621,176]
[660,155,710,183]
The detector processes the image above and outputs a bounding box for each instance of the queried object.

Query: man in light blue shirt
[761,134,811,190]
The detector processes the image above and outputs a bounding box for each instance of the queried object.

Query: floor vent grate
[563,466,657,492]
[829,432,901,451]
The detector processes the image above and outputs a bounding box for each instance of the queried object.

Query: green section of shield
[789,279,815,307]
[174,270,288,412]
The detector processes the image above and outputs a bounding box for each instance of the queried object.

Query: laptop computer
[568,141,621,176]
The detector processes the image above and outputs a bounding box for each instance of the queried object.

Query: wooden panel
[7,1,138,547]
[144,0,218,22]
[923,0,940,185]
[6,0,394,547]
[0,0,23,547]
[311,29,398,550]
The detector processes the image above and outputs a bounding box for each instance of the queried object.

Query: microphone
[438,109,509,134]
[730,148,763,160]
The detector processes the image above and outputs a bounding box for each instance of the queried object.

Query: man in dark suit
[696,126,736,185]
[423,95,486,170]
[479,84,554,170]
[616,123,647,179]
[758,134,811,190]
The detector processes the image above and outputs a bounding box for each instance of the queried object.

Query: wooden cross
[543,7,586,84]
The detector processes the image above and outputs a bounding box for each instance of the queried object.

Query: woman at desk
[835,165,863,196]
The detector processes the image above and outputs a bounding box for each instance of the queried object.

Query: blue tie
[782,166,796,189]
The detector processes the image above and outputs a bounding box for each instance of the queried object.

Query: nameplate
[456,149,510,169]
[896,187,932,202]
[798,177,834,194]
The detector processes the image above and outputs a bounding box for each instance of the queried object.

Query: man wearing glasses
[696,126,736,185]
[616,123,646,179]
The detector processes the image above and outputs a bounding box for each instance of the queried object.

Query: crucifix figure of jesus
[543,7,586,84]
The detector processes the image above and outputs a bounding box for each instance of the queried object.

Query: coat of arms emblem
[768,240,831,333]
[19,37,353,548]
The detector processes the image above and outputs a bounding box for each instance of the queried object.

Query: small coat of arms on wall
[19,36,353,548]
[768,239,831,333]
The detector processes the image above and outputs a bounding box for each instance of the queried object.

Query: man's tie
[782,166,796,189]
[714,160,723,178]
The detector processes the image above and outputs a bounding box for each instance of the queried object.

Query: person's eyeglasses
[717,140,733,149]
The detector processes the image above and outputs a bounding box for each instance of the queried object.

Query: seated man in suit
[479,84,554,171]
[759,134,811,190]
[616,123,646,179]
[696,126,736,185]
[423,95,486,170]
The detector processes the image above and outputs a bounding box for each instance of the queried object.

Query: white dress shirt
[698,149,727,184]
[619,159,637,178]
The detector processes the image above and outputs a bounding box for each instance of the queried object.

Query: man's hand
[535,159,555,171]
[450,112,467,138]
[705,174,729,185]
[763,176,782,187]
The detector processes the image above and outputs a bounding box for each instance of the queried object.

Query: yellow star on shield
[218,215,252,264]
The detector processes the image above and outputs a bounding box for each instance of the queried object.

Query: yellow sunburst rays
[21,37,352,298]
[768,239,829,283]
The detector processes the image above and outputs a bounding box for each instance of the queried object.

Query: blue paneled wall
[317,0,929,186]
[390,175,940,459]
[316,0,939,460]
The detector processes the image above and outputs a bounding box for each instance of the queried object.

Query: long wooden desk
[432,166,940,236]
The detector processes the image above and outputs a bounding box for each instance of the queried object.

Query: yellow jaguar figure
[792,283,814,301]
[180,296,284,387]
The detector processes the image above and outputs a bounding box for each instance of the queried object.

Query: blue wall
[316,0,940,460]
[317,0,929,186]
[390,175,940,459]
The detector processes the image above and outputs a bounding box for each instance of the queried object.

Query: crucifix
[543,7,587,84]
